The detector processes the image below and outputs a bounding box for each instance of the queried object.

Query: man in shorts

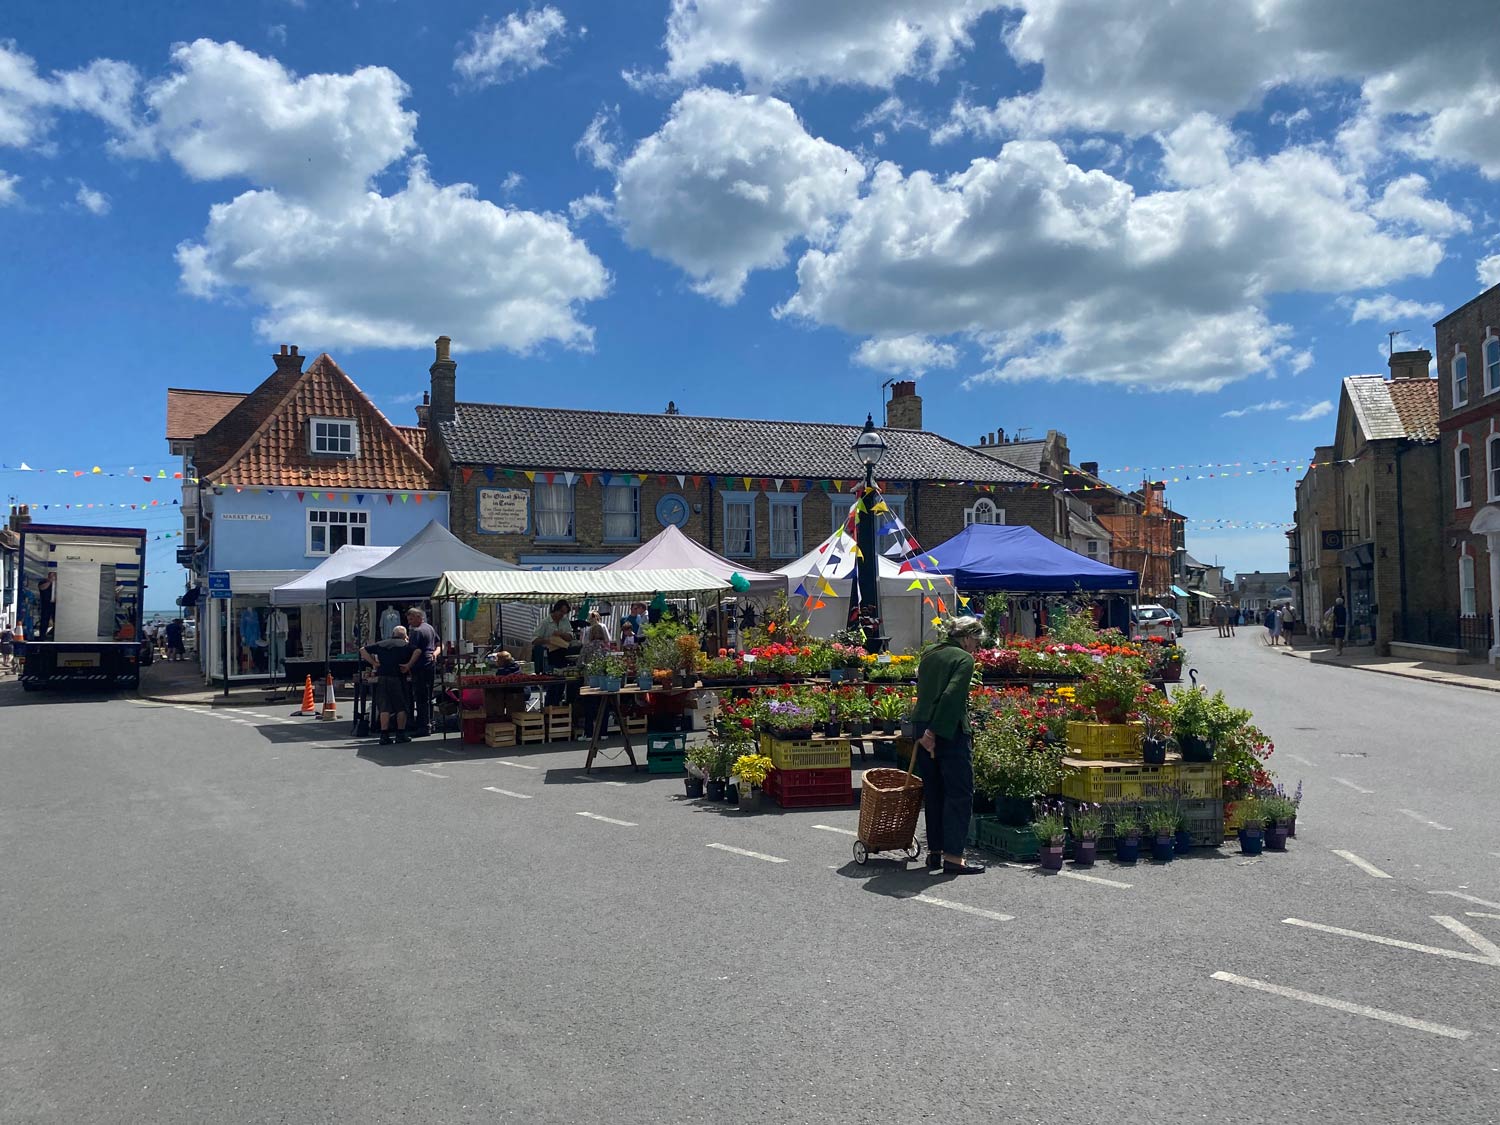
[362,625,419,745]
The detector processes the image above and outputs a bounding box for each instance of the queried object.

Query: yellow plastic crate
[761,734,851,771]
[1172,762,1224,801]
[1066,721,1144,760]
[1058,758,1172,803]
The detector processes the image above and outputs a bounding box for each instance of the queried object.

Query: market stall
[775,528,955,653]
[270,544,397,679]
[922,524,1140,592]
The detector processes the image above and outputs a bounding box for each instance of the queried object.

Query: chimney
[885,380,923,430]
[414,389,430,428]
[1388,348,1433,381]
[996,428,1005,444]
[429,335,457,451]
[273,344,305,376]
[978,434,988,446]
[665,401,679,415]
[1080,461,1099,478]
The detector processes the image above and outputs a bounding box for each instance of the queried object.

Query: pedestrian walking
[361,625,419,744]
[405,607,440,736]
[1281,604,1297,645]
[1327,596,1348,655]
[0,621,13,674]
[1269,607,1283,646]
[911,616,987,876]
[1227,607,1237,637]
[1213,602,1227,638]
[165,618,185,662]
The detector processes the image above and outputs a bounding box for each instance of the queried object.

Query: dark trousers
[409,664,434,732]
[917,733,973,858]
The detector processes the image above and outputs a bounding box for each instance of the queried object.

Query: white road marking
[496,760,540,770]
[706,843,787,863]
[575,776,628,786]
[1431,915,1500,963]
[1397,809,1452,831]
[1331,849,1391,879]
[1283,917,1500,966]
[1430,890,1500,911]
[482,786,533,800]
[1333,777,1374,794]
[1210,971,1471,1040]
[577,812,637,827]
[1058,870,1133,888]
[1466,912,1500,920]
[1284,753,1315,766]
[911,894,1013,922]
[812,825,858,836]
[411,769,448,779]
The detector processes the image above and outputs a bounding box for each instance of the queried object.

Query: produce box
[484,721,517,748]
[1065,721,1144,760]
[760,735,851,771]
[765,767,855,808]
[968,815,1040,860]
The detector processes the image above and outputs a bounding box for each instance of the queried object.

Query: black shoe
[395,733,411,744]
[379,734,393,746]
[941,861,986,875]
[926,853,942,871]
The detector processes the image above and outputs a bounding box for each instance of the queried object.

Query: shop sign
[220,513,271,521]
[208,571,232,599]
[175,547,194,566]
[477,488,529,535]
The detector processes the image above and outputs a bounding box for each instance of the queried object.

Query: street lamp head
[852,414,887,470]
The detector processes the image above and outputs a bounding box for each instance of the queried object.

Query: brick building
[1435,283,1500,666]
[1290,351,1446,653]
[416,341,1054,571]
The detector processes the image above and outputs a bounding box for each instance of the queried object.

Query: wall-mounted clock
[656,493,689,528]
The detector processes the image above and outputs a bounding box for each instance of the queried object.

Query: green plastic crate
[647,750,686,774]
[969,816,1040,860]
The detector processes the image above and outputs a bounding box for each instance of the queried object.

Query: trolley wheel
[903,841,921,860]
[853,841,869,864]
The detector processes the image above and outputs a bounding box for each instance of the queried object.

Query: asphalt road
[2,633,1497,1124]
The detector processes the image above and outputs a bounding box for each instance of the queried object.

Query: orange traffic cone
[298,675,317,716]
[319,673,337,721]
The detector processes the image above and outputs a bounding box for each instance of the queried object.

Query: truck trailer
[17,523,147,691]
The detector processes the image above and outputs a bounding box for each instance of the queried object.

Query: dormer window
[310,418,358,456]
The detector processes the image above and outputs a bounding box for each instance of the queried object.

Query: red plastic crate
[766,766,852,790]
[765,768,855,808]
[461,717,487,745]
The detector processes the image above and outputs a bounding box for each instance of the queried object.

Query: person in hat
[911,615,987,876]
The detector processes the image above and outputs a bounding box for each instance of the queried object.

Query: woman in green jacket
[912,616,986,875]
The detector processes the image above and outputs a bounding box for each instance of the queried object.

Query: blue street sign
[208,571,232,599]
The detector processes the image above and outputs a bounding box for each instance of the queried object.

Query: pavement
[2,630,1498,1123]
[137,657,341,708]
[1274,636,1500,693]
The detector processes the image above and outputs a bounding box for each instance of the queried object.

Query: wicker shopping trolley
[852,744,924,864]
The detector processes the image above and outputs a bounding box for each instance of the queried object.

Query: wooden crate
[624,715,648,736]
[515,714,547,745]
[484,721,517,748]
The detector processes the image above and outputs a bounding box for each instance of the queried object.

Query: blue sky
[4,0,1499,602]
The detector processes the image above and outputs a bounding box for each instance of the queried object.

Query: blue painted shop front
[200,487,450,682]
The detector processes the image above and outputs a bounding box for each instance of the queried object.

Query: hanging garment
[380,605,401,640]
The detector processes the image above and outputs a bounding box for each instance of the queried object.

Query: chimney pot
[290,345,298,356]
[272,345,305,375]
[979,435,987,446]
[997,428,1005,444]
[884,381,923,430]
[422,391,430,406]
[279,344,288,356]
[435,336,451,363]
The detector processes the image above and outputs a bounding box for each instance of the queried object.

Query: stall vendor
[911,616,987,877]
[491,649,522,677]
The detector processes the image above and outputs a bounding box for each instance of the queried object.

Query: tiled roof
[396,425,429,462]
[165,389,246,441]
[1345,376,1439,441]
[975,440,1045,475]
[1387,378,1440,441]
[196,354,437,489]
[439,403,1049,485]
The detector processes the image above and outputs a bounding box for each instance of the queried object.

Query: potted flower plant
[1144,803,1178,862]
[1260,791,1297,851]
[873,691,906,735]
[1070,803,1103,867]
[972,718,1064,826]
[731,752,773,813]
[764,701,814,742]
[1236,796,1265,855]
[1109,804,1142,863]
[1032,800,1068,871]
[839,690,871,735]
[1138,687,1171,765]
[1074,656,1147,724]
[599,653,626,693]
[674,635,700,687]
[684,740,714,799]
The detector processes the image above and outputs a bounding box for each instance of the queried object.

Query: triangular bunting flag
[483,467,495,482]
[414,493,423,504]
[385,493,394,504]
[524,471,536,482]
[296,491,305,501]
[400,493,409,502]
[356,494,365,504]
[675,474,685,487]
[582,472,595,486]
[812,600,826,609]
[794,583,807,597]
[907,579,923,590]
[462,468,474,485]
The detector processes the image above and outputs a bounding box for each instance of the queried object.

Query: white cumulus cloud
[779,130,1443,391]
[0,40,143,151]
[1369,174,1470,235]
[177,160,609,352]
[455,7,569,88]
[1478,253,1500,289]
[659,0,1005,89]
[143,39,416,205]
[75,182,109,214]
[853,335,958,374]
[1288,400,1333,422]
[1221,400,1289,418]
[613,88,864,303]
[1346,293,1443,324]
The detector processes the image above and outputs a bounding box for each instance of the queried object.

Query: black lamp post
[852,414,888,651]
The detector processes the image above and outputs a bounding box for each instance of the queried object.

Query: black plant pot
[994,796,1033,827]
[823,721,841,738]
[684,776,705,799]
[881,720,897,735]
[705,779,727,801]
[1142,737,1167,765]
[1179,734,1214,763]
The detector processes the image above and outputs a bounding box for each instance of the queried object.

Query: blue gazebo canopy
[923,524,1139,592]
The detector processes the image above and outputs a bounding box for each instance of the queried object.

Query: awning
[1170,585,1190,598]
[1191,590,1219,601]
[432,567,731,600]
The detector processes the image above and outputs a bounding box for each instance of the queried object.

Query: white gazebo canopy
[433,568,731,601]
[271,545,396,606]
[602,524,785,596]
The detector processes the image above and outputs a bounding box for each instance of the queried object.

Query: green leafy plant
[873,691,908,722]
[1031,800,1067,844]
[1074,656,1148,718]
[1142,803,1179,836]
[972,720,1064,799]
[980,594,1010,643]
[1107,803,1142,839]
[1069,803,1105,840]
[731,752,773,788]
[1235,796,1264,830]
[1259,793,1297,824]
